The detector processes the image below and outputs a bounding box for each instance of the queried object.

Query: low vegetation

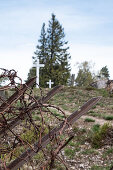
[3,86,113,169]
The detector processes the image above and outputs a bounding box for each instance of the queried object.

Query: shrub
[92,124,100,132]
[91,123,111,148]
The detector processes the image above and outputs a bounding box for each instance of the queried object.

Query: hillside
[47,86,113,169]
[1,86,113,170]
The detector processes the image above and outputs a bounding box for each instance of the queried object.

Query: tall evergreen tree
[28,14,71,87]
[33,23,47,63]
[46,13,71,86]
[32,23,48,87]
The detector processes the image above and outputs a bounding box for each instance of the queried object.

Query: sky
[0,0,113,82]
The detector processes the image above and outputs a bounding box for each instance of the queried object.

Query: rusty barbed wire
[0,68,22,91]
[0,68,101,170]
[0,69,71,170]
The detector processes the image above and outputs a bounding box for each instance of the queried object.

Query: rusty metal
[0,77,36,114]
[0,85,63,138]
[0,68,21,91]
[0,68,102,170]
[6,97,101,170]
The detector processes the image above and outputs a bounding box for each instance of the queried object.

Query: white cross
[47,79,54,88]
[34,58,44,88]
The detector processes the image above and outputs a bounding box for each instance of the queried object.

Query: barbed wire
[0,68,71,170]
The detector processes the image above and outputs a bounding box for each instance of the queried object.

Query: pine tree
[32,23,48,87]
[33,23,47,63]
[47,13,71,86]
[28,14,71,87]
[100,66,110,79]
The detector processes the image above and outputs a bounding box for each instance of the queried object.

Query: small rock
[79,164,84,168]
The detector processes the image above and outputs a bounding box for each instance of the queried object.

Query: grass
[91,123,111,149]
[84,117,95,122]
[92,124,100,132]
[6,87,113,166]
[64,148,75,158]
[64,147,80,158]
[91,165,110,170]
[103,115,113,120]
[81,148,98,155]
[103,147,113,158]
[89,112,99,117]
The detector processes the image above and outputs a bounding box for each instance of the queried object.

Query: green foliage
[84,118,95,122]
[99,65,110,79]
[103,115,113,120]
[91,165,110,170]
[97,88,109,97]
[103,147,113,158]
[29,13,71,87]
[91,123,111,148]
[92,124,100,132]
[81,148,98,155]
[64,148,76,158]
[75,61,94,87]
[21,128,37,144]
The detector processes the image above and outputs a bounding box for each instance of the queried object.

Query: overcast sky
[0,0,113,82]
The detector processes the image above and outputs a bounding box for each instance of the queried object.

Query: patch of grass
[92,105,96,109]
[89,112,99,117]
[103,115,113,120]
[91,165,110,170]
[12,146,25,158]
[52,112,65,119]
[92,124,100,132]
[84,118,95,122]
[21,128,37,144]
[64,146,80,159]
[89,110,95,114]
[34,151,43,160]
[33,115,41,121]
[64,148,75,158]
[98,103,104,107]
[98,89,109,97]
[69,141,76,147]
[91,123,111,149]
[103,147,113,158]
[81,148,98,155]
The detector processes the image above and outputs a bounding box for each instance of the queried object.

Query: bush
[92,124,100,132]
[91,123,111,148]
